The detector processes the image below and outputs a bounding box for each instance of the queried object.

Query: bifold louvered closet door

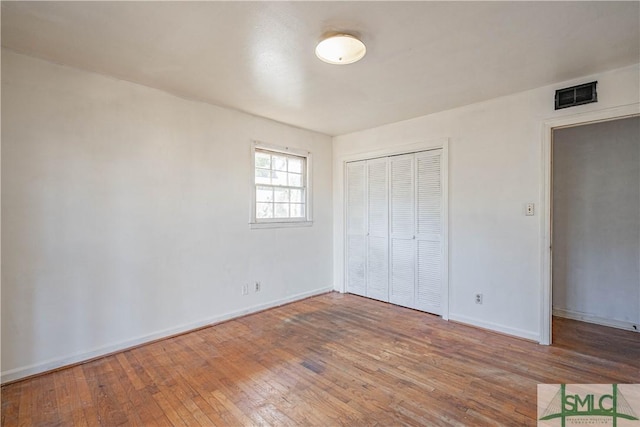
[414,151,444,314]
[366,158,389,302]
[345,159,389,301]
[346,149,444,316]
[346,161,367,297]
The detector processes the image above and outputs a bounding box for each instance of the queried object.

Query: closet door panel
[367,236,388,301]
[390,238,415,307]
[415,151,443,314]
[346,161,367,296]
[389,154,415,308]
[347,235,366,295]
[390,155,415,237]
[417,240,442,313]
[366,158,389,302]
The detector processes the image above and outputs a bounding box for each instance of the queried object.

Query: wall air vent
[555,81,597,110]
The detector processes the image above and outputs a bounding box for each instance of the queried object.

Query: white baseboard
[1,286,333,384]
[553,307,639,332]
[448,313,540,342]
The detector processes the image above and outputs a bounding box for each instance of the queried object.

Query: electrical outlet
[255,281,261,292]
[242,284,249,296]
[526,203,535,216]
[475,293,483,304]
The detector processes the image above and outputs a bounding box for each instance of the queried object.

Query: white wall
[552,117,639,329]
[333,64,640,341]
[1,49,333,382]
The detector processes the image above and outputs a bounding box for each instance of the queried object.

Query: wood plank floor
[2,292,639,426]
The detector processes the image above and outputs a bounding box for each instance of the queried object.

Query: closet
[345,149,445,315]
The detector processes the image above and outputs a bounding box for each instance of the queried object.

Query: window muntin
[254,148,307,221]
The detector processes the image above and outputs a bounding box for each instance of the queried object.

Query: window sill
[250,221,313,230]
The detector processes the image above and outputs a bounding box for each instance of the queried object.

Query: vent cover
[555,81,597,110]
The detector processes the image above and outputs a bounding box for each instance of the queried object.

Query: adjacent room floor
[2,292,639,426]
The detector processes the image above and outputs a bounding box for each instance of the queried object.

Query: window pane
[288,172,302,187]
[290,189,303,203]
[274,188,289,203]
[274,203,289,218]
[273,155,287,171]
[253,148,309,223]
[256,203,273,219]
[288,157,302,173]
[256,186,273,202]
[272,170,288,186]
[255,168,271,185]
[290,203,305,218]
[255,152,271,169]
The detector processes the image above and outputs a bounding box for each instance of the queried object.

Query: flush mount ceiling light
[315,34,366,65]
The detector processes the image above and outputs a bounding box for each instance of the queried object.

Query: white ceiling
[2,1,639,136]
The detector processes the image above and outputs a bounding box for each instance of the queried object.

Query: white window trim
[250,141,313,229]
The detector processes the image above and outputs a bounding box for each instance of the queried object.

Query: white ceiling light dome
[315,34,366,65]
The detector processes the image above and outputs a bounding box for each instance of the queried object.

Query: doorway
[541,106,640,345]
[552,116,639,334]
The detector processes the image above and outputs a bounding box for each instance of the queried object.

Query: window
[252,143,312,227]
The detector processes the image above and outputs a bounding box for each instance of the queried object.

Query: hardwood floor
[2,292,639,426]
[552,315,640,367]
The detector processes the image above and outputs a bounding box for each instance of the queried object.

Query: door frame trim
[339,138,449,320]
[539,103,640,345]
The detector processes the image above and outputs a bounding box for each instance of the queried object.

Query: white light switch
[526,203,535,216]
